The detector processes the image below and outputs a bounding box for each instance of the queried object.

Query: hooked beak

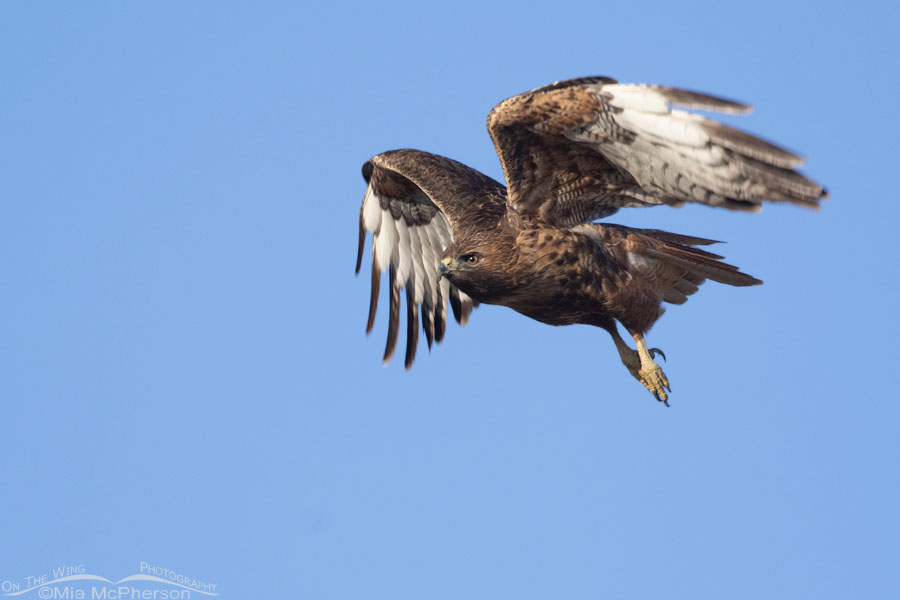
[438,256,452,277]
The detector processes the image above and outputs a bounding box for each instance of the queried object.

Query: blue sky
[1,1,898,598]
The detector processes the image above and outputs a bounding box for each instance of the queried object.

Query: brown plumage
[356,76,827,404]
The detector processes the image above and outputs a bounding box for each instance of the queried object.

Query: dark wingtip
[355,212,366,274]
[362,160,374,183]
[449,287,463,324]
[422,304,434,350]
[740,274,764,286]
[383,265,400,364]
[366,260,380,334]
[434,302,446,343]
[404,286,419,370]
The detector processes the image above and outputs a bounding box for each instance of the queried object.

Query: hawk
[355,76,826,405]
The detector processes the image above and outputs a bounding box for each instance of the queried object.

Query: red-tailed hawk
[355,76,826,405]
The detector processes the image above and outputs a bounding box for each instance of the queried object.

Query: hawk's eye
[463,253,481,266]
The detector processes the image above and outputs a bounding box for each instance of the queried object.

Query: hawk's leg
[608,328,670,405]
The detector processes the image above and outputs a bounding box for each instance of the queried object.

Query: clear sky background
[1,1,898,598]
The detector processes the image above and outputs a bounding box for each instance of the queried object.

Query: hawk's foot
[610,328,670,404]
[633,333,671,406]
[637,362,670,406]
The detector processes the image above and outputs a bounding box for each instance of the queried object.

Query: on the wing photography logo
[1,563,218,599]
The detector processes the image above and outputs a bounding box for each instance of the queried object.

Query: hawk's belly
[493,287,613,328]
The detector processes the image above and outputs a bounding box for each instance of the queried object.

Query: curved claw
[649,347,666,362]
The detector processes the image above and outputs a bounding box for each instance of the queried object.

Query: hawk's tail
[638,229,762,297]
[578,223,762,305]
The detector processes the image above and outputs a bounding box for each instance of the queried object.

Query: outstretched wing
[487,76,827,226]
[356,149,508,368]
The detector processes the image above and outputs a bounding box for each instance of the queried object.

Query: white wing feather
[358,179,470,367]
[574,82,823,209]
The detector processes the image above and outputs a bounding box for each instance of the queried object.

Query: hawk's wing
[356,149,508,368]
[487,76,827,226]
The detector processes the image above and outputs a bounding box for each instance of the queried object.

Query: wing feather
[435,277,450,343]
[404,285,419,369]
[374,210,396,273]
[366,258,380,334]
[394,215,412,286]
[487,78,827,226]
[409,225,435,349]
[384,264,401,364]
[357,150,506,368]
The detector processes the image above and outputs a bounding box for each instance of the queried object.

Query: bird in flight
[355,76,826,405]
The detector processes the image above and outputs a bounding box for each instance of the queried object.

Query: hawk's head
[439,231,518,302]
